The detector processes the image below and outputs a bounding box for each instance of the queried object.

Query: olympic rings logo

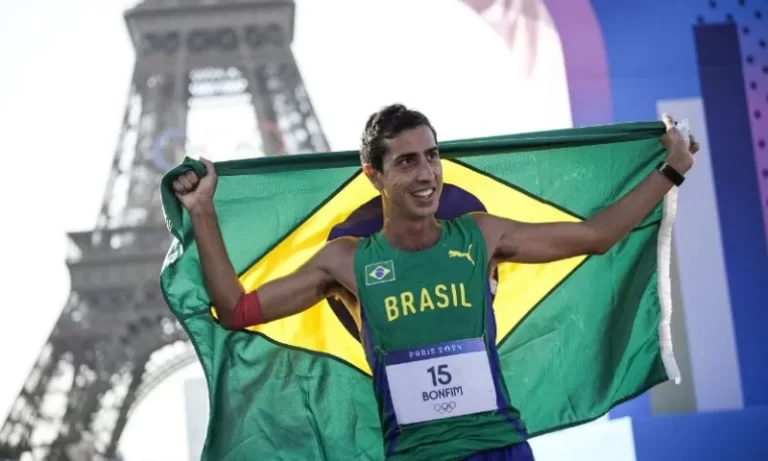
[433,401,457,414]
[152,127,186,171]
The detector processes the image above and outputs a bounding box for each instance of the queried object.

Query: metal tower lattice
[0,1,328,459]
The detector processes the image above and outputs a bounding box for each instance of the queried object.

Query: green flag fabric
[159,121,680,460]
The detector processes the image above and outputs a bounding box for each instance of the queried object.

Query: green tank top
[354,215,527,461]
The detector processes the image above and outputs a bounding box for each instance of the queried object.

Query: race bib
[384,338,498,425]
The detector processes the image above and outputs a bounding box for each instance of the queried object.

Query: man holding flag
[171,104,698,460]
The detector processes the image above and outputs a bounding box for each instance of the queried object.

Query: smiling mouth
[411,188,435,199]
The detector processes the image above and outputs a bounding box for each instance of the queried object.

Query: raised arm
[173,159,348,330]
[475,115,699,264]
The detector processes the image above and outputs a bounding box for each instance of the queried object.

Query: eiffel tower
[0,1,328,459]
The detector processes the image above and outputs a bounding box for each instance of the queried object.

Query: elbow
[218,290,262,330]
[216,301,239,331]
[218,310,238,331]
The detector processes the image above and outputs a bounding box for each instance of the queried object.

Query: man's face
[368,125,443,219]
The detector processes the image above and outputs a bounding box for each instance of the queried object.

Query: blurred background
[0,0,765,460]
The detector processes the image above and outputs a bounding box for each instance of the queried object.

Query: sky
[0,1,573,460]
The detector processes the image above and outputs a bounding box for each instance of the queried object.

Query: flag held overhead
[159,122,679,461]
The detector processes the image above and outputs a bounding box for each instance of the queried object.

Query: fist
[661,113,700,174]
[173,157,218,212]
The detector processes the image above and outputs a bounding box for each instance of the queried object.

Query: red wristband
[229,291,264,329]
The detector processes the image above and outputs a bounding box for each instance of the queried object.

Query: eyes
[397,150,440,167]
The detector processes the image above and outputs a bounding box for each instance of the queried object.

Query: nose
[415,158,436,182]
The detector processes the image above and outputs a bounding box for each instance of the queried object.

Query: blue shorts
[463,441,535,461]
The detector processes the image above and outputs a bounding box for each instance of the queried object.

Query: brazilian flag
[160,122,680,460]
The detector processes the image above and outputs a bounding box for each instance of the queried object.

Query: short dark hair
[359,104,437,171]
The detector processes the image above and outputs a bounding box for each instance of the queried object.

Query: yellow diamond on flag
[211,160,587,376]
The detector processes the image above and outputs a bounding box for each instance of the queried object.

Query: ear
[362,164,384,191]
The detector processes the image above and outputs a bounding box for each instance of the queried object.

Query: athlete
[172,104,699,461]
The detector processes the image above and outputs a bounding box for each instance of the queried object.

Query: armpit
[326,284,362,341]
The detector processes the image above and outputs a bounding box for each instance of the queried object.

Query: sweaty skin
[173,114,698,330]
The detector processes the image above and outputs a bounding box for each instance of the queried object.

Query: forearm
[188,201,244,320]
[587,167,681,253]
[489,122,696,262]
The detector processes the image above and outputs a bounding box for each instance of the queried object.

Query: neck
[381,203,441,251]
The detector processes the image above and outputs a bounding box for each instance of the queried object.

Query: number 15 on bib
[384,338,499,425]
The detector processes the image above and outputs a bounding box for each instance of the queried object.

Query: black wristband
[656,161,685,186]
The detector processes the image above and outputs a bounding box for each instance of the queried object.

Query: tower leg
[0,2,328,458]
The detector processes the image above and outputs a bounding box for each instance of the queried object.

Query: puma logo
[448,244,475,265]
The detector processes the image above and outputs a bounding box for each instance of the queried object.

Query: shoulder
[436,213,497,240]
[318,236,360,294]
[293,237,358,294]
[317,236,359,264]
[466,212,514,254]
[467,211,516,231]
[440,213,484,231]
[465,211,496,235]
